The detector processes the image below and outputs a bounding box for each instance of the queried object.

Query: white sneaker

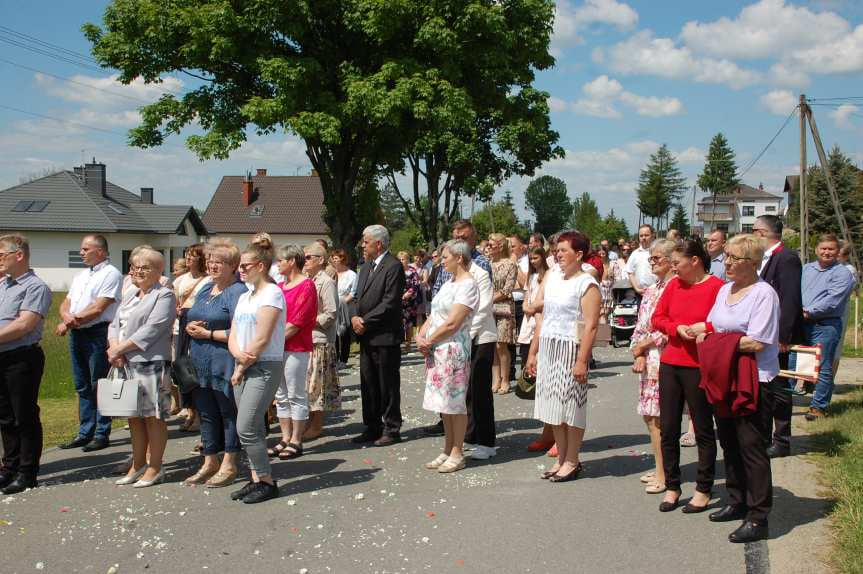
[469,445,498,460]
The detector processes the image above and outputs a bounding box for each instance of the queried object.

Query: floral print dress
[422,277,479,415]
[402,265,421,330]
[629,278,669,417]
[491,259,518,343]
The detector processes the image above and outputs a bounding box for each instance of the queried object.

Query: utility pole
[799,94,809,262]
[804,102,862,279]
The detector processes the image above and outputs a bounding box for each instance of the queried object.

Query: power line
[0,103,128,136]
[0,25,97,64]
[0,36,106,73]
[738,106,798,178]
[0,57,153,105]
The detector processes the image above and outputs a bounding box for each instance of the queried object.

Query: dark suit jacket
[352,251,406,346]
[760,245,804,345]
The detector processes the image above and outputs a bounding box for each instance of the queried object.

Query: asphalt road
[0,346,834,573]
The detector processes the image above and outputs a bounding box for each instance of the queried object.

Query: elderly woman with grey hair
[416,239,479,473]
[107,247,177,488]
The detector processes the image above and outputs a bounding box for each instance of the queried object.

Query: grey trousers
[234,361,283,477]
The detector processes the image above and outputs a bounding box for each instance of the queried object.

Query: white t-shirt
[607,250,619,261]
[337,269,358,299]
[67,259,123,327]
[232,282,287,362]
[512,255,529,302]
[625,246,657,289]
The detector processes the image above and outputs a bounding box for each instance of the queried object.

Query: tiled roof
[0,171,206,234]
[697,183,783,205]
[201,175,328,235]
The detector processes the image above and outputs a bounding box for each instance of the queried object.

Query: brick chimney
[83,158,107,197]
[256,168,267,177]
[242,171,254,207]
[140,187,154,204]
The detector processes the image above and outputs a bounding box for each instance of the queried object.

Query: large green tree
[83,0,558,251]
[636,144,687,229]
[668,204,691,236]
[472,199,530,240]
[697,133,739,226]
[569,191,601,238]
[525,175,573,237]
[807,146,863,249]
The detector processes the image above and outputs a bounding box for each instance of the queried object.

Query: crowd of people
[0,213,857,543]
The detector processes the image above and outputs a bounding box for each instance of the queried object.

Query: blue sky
[0,0,861,232]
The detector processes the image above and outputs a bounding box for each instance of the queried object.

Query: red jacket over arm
[698,332,760,418]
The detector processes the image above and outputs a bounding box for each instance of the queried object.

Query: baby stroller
[609,280,639,347]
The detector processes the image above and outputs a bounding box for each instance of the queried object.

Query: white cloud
[768,63,811,88]
[553,0,638,52]
[830,104,860,130]
[548,96,570,113]
[760,90,798,116]
[33,73,183,109]
[604,30,761,89]
[680,0,849,60]
[569,75,684,118]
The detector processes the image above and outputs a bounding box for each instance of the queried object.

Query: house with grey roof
[0,160,206,290]
[696,183,783,235]
[201,168,328,247]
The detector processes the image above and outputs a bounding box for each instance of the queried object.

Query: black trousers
[465,342,496,448]
[359,344,402,436]
[760,352,792,449]
[716,384,773,522]
[508,300,524,379]
[0,346,45,477]
[659,363,716,494]
[337,332,352,364]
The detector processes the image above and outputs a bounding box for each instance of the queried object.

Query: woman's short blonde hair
[650,238,678,259]
[489,233,510,258]
[727,233,765,263]
[205,238,241,269]
[131,245,164,272]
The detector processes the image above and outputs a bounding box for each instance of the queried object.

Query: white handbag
[97,367,141,417]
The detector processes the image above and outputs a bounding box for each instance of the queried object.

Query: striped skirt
[534,337,587,429]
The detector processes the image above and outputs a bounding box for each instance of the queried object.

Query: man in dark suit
[351,225,406,446]
[754,215,804,458]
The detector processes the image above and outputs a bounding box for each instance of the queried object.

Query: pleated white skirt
[533,336,587,429]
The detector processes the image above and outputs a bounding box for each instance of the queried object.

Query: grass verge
[39,398,127,448]
[809,390,863,574]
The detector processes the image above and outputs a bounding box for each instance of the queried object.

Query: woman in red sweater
[651,238,724,513]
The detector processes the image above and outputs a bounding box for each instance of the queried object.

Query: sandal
[278,442,303,460]
[497,384,512,395]
[267,440,288,458]
[639,472,656,484]
[645,482,667,494]
[183,468,217,485]
[424,454,449,470]
[437,456,466,473]
[679,432,696,447]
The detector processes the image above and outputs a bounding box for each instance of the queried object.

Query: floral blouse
[629,278,669,381]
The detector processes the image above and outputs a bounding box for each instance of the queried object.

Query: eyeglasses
[129,265,153,273]
[647,256,666,263]
[305,254,321,260]
[0,250,19,257]
[238,261,260,271]
[725,253,751,264]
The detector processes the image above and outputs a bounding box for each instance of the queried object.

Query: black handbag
[171,355,199,394]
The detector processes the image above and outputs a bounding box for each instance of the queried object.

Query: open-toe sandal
[267,440,288,458]
[424,454,450,470]
[278,442,303,460]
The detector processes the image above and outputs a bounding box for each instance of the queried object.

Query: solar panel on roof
[28,200,50,212]
[12,200,34,212]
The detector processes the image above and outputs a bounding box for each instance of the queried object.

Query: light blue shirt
[709,253,727,282]
[802,261,856,319]
[0,270,51,352]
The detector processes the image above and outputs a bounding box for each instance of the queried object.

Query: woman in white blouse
[331,248,357,369]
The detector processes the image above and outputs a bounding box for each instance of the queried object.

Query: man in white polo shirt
[56,234,122,452]
[626,224,657,297]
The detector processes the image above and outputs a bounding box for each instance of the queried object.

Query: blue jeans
[805,317,843,411]
[69,324,112,439]
[194,385,240,455]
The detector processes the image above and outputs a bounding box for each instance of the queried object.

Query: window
[11,200,50,212]
[12,200,34,212]
[717,223,729,232]
[742,224,754,233]
[742,206,755,216]
[250,205,265,217]
[765,205,776,212]
[121,250,132,275]
[68,251,86,268]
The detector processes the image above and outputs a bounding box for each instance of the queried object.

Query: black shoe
[682,502,711,514]
[2,475,36,495]
[548,463,583,483]
[59,436,91,449]
[242,480,279,504]
[421,421,445,437]
[709,504,748,523]
[766,444,790,458]
[230,481,256,501]
[374,434,402,447]
[659,492,681,512]
[81,437,109,452]
[0,470,16,490]
[351,430,382,444]
[729,520,769,543]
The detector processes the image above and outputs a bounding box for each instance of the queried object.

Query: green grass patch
[39,397,126,447]
[40,292,75,400]
[809,390,863,574]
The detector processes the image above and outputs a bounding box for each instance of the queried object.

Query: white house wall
[25,231,203,291]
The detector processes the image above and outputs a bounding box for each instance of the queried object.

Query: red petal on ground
[59,507,70,513]
[426,511,436,518]
[456,560,465,566]
[362,459,372,465]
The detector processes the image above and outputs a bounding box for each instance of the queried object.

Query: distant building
[0,160,206,290]
[696,183,783,235]
[201,168,329,247]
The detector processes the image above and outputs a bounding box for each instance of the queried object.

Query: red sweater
[651,275,724,367]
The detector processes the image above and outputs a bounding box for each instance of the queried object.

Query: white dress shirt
[67,259,123,327]
[758,241,782,275]
[625,246,657,289]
